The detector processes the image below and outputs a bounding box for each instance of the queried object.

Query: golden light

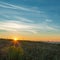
[13,38,18,41]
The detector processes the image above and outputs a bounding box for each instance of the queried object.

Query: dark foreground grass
[0,39,60,60]
[0,46,24,60]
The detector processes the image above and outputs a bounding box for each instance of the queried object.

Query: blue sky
[0,0,60,40]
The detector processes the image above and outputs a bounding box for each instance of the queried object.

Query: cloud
[32,24,57,31]
[1,15,33,23]
[0,1,40,13]
[0,21,34,32]
[0,20,58,34]
[14,16,33,23]
[0,2,30,11]
[0,1,59,34]
[45,19,52,22]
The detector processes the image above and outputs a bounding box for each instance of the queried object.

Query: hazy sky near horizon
[0,0,60,41]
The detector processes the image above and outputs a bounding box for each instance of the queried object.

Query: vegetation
[0,39,60,60]
[0,46,24,60]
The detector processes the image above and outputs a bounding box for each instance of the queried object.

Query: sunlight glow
[13,38,18,41]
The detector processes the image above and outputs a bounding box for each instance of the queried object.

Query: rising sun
[13,38,18,41]
[13,37,18,46]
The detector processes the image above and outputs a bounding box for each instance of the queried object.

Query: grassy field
[0,39,60,60]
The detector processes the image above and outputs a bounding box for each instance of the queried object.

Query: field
[0,39,60,60]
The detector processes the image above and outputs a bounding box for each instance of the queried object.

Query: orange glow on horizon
[0,34,60,42]
[13,38,18,41]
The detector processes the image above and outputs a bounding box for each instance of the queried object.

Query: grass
[0,39,60,60]
[0,46,24,60]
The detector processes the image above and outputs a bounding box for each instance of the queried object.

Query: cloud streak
[0,1,59,34]
[0,20,58,34]
[0,1,40,13]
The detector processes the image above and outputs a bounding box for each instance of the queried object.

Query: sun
[12,37,18,46]
[13,38,18,41]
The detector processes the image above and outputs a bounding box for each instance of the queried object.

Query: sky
[0,0,60,41]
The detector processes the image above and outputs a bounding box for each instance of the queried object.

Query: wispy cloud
[0,20,58,34]
[0,21,31,31]
[0,1,59,34]
[1,15,33,23]
[14,16,33,23]
[0,1,40,13]
[45,19,52,22]
[0,1,30,11]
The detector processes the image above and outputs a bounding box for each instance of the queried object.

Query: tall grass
[1,46,24,60]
